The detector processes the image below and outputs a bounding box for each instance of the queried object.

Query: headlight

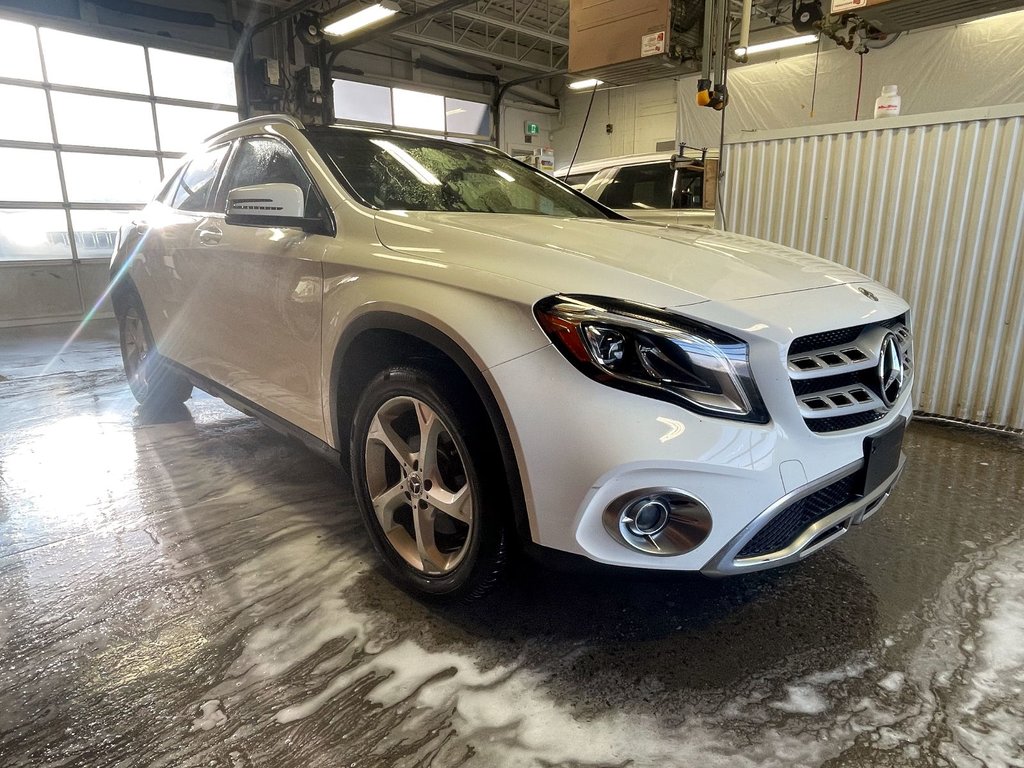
[535,295,768,423]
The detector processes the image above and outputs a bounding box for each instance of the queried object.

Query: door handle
[197,226,222,246]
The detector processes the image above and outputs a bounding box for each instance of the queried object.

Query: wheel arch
[108,271,141,319]
[330,311,531,543]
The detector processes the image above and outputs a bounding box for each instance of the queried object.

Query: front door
[185,136,331,441]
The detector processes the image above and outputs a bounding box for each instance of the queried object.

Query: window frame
[168,142,231,215]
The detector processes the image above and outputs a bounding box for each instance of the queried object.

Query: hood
[373,212,871,307]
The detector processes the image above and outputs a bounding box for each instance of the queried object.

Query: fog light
[603,488,712,556]
[624,497,671,536]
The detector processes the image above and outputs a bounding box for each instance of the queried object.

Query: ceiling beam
[390,29,560,72]
[451,8,568,45]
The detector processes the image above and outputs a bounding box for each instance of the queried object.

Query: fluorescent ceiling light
[494,169,515,182]
[323,1,400,37]
[735,33,818,56]
[568,78,603,90]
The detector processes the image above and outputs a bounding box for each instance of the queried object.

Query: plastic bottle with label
[874,85,901,119]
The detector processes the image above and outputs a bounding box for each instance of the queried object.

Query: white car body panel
[374,213,871,303]
[490,282,912,567]
[114,117,914,579]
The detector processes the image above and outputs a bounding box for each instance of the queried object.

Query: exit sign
[524,121,540,136]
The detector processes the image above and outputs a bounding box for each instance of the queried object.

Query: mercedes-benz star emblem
[877,333,904,407]
[858,287,879,302]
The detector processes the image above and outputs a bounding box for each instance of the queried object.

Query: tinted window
[307,129,607,218]
[598,163,673,209]
[219,137,320,217]
[171,145,228,212]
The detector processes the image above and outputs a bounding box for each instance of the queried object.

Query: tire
[118,293,192,407]
[350,366,508,601]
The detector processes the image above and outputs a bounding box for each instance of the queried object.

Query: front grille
[787,313,912,434]
[789,326,862,355]
[738,474,859,558]
[806,410,886,433]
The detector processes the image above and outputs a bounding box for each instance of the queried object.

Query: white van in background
[555,151,718,228]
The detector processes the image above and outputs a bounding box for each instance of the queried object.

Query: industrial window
[0,14,238,264]
[392,88,446,132]
[444,97,491,136]
[0,18,42,80]
[333,79,393,126]
[333,79,491,140]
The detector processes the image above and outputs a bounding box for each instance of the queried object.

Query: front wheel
[118,295,192,407]
[350,366,507,601]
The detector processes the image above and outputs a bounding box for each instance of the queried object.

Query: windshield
[306,129,609,218]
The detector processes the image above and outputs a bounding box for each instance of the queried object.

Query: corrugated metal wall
[723,105,1024,430]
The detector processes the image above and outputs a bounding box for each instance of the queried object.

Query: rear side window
[675,169,704,209]
[597,163,672,209]
[218,137,321,218]
[170,144,228,212]
[563,172,596,190]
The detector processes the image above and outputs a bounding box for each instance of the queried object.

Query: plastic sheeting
[721,105,1024,430]
[677,9,1024,150]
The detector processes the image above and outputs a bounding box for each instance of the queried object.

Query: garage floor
[1,320,1022,768]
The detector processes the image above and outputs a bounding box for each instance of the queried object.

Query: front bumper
[701,455,906,576]
[487,342,913,573]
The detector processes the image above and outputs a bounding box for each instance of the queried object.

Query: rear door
[190,136,331,440]
[136,143,230,364]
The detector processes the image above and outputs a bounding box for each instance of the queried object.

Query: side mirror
[225,183,326,233]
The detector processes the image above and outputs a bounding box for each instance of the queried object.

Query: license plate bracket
[862,418,906,495]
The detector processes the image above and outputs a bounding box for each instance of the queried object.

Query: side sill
[164,359,343,468]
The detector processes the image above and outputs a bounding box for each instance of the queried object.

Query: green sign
[525,121,540,136]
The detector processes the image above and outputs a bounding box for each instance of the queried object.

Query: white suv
[111,115,913,600]
[556,152,716,227]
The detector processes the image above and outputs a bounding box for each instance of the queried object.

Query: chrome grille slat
[797,383,885,417]
[788,325,890,380]
[789,315,913,433]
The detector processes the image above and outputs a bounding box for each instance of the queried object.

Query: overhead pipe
[737,0,752,59]
[492,69,567,146]
[696,0,716,105]
[713,0,729,100]
[698,0,730,110]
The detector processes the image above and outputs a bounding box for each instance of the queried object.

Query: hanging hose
[810,35,822,118]
[717,11,731,230]
[855,50,865,120]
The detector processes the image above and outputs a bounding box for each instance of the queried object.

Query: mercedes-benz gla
[110,115,913,599]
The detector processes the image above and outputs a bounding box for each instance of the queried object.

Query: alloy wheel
[363,395,474,575]
[122,308,150,390]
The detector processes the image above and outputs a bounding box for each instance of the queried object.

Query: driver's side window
[217,137,324,219]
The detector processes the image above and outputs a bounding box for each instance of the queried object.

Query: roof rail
[202,113,305,143]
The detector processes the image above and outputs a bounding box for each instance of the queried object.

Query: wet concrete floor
[1,320,1022,767]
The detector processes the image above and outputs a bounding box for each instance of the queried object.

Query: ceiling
[310,0,1022,79]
